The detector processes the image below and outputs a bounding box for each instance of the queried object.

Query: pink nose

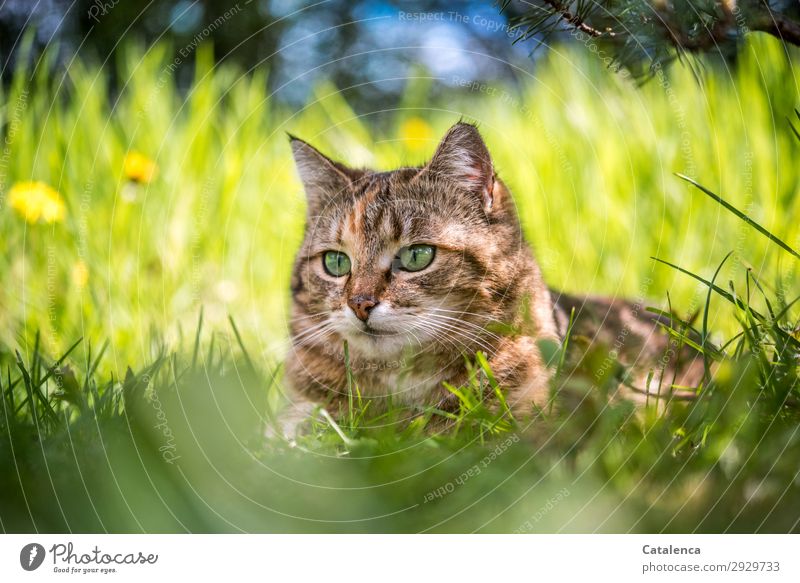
[348,295,378,322]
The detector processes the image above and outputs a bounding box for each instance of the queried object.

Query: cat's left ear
[418,122,495,212]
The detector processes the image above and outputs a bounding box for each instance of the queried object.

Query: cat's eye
[322,251,351,277]
[397,244,435,272]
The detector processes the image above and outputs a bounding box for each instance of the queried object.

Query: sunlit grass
[1,35,797,365]
[1,34,799,532]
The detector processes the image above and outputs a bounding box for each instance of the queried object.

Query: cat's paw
[264,397,320,444]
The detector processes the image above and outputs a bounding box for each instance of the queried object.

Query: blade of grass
[701,253,732,384]
[788,112,800,142]
[192,307,204,371]
[318,408,355,447]
[86,340,108,381]
[555,307,576,380]
[654,256,800,356]
[32,330,41,389]
[746,269,775,319]
[13,337,83,418]
[646,306,705,342]
[343,340,354,429]
[228,314,255,374]
[14,350,59,426]
[677,173,800,261]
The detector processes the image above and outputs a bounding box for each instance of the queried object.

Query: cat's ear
[289,136,361,215]
[419,122,495,212]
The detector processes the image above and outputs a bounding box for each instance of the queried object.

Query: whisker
[398,324,431,353]
[291,319,334,340]
[290,311,331,323]
[426,309,506,331]
[291,322,337,348]
[426,313,504,342]
[409,321,463,354]
[414,319,497,356]
[293,328,335,349]
[427,307,506,323]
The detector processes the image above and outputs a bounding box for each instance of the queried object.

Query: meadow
[1,34,799,532]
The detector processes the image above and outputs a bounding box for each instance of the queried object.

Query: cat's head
[289,122,531,360]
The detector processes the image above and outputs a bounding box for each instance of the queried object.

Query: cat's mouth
[338,306,413,351]
[358,323,397,337]
[340,320,412,359]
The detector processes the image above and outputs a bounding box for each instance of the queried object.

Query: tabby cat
[281,122,701,433]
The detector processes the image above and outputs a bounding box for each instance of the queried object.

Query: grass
[1,34,799,532]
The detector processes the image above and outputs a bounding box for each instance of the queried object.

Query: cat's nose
[348,294,378,322]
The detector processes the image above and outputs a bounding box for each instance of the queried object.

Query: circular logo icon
[20,543,46,571]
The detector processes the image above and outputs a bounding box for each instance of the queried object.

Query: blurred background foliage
[1,0,533,109]
[1,1,799,533]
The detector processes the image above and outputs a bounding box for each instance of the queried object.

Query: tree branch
[653,3,734,52]
[751,11,800,47]
[540,0,617,38]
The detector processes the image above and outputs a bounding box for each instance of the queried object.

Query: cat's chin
[342,328,418,361]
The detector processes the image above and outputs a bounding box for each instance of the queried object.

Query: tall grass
[1,34,799,532]
[1,35,798,364]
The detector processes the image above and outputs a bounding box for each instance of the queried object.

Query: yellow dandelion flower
[399,117,433,151]
[123,151,158,183]
[71,261,89,289]
[7,181,66,224]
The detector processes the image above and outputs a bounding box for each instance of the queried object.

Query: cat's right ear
[289,136,360,215]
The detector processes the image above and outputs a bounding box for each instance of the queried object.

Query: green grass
[1,34,799,532]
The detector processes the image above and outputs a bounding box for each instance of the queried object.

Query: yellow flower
[71,261,89,289]
[123,151,157,183]
[7,181,66,224]
[399,117,433,151]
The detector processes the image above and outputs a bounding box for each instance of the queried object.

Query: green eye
[397,244,436,272]
[323,251,351,277]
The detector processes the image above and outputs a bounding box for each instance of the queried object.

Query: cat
[280,122,702,435]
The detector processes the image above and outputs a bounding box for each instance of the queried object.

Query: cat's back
[551,290,704,401]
